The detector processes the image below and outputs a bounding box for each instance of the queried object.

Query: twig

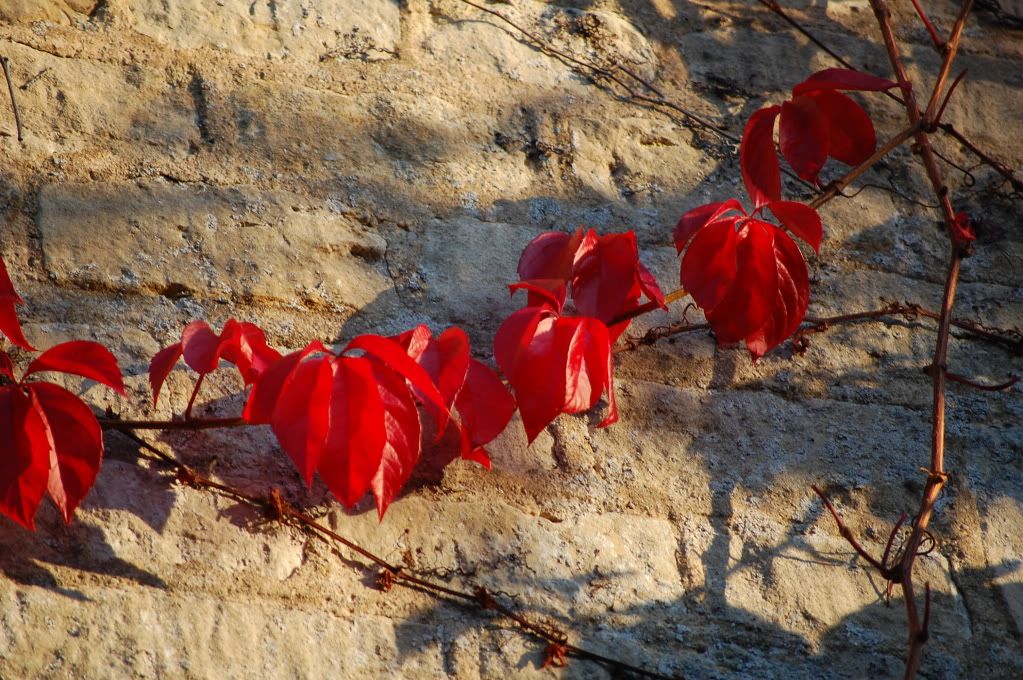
[109,427,678,679]
[99,416,247,430]
[909,0,946,50]
[811,486,887,572]
[618,299,1022,355]
[810,123,922,210]
[943,371,1019,392]
[0,57,23,142]
[856,3,973,677]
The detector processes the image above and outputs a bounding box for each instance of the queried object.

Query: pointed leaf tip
[24,341,125,395]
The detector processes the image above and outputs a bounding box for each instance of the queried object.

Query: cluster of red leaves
[151,321,514,517]
[742,68,898,197]
[496,229,665,441]
[677,68,892,358]
[0,258,125,529]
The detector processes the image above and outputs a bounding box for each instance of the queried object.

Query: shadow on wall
[1,2,1022,677]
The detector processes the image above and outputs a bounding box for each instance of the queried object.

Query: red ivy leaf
[0,256,34,351]
[149,320,281,405]
[24,341,126,395]
[247,327,508,517]
[148,343,183,406]
[344,334,450,437]
[32,382,104,524]
[319,357,387,508]
[674,200,745,253]
[0,387,50,529]
[517,229,585,285]
[792,68,897,95]
[454,358,516,466]
[740,106,782,208]
[779,97,829,183]
[393,325,514,471]
[767,201,823,253]
[243,341,328,425]
[495,303,615,442]
[808,90,877,167]
[677,201,813,358]
[515,229,664,333]
[269,354,334,485]
[367,361,421,517]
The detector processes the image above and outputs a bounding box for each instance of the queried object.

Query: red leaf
[454,358,516,459]
[24,341,126,395]
[792,68,897,95]
[768,201,823,253]
[680,216,741,314]
[269,355,333,485]
[779,97,829,183]
[405,326,470,409]
[809,91,877,166]
[148,342,183,406]
[505,313,564,442]
[494,305,549,380]
[368,361,421,517]
[740,106,782,208]
[509,280,566,312]
[318,357,387,508]
[219,322,282,383]
[674,200,745,253]
[180,320,229,375]
[243,340,328,424]
[572,231,652,325]
[177,319,280,385]
[679,210,812,356]
[703,220,778,344]
[0,387,51,529]
[344,334,450,437]
[496,307,616,442]
[517,229,585,283]
[31,382,104,523]
[744,230,809,359]
[0,257,33,351]
[637,262,666,311]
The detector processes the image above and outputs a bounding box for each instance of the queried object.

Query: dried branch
[0,56,23,142]
[106,425,678,679]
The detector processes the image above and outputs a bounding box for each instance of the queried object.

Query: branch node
[540,641,569,669]
[175,465,203,487]
[376,567,402,592]
[265,487,294,522]
[474,586,499,611]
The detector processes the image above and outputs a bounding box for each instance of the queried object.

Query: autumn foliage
[0,66,896,529]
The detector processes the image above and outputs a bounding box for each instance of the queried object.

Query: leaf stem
[0,56,23,142]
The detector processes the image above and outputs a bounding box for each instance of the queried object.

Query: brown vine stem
[0,56,23,142]
[755,0,1022,194]
[851,2,974,678]
[455,0,732,139]
[619,300,1021,356]
[110,428,677,680]
[809,122,922,210]
[99,416,246,430]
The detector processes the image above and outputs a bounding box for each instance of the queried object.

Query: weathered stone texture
[1,0,1021,678]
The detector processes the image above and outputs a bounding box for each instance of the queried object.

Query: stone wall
[1,1,1021,678]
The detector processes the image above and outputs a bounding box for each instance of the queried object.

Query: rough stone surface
[1,1,1022,679]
